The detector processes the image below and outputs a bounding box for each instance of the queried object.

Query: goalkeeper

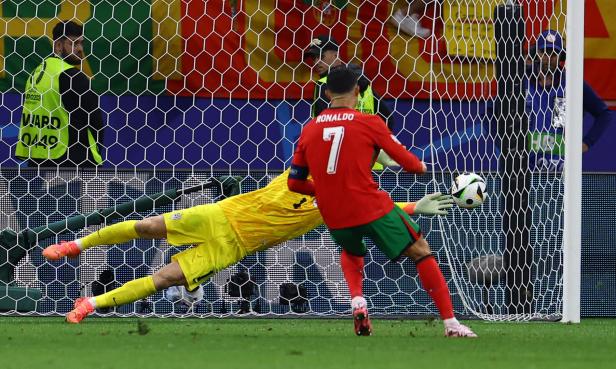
[42,170,453,324]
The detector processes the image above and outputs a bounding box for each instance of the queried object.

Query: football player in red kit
[288,66,476,338]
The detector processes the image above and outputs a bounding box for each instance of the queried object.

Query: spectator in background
[389,0,431,39]
[526,30,612,170]
[304,35,343,118]
[15,20,104,167]
[303,35,398,170]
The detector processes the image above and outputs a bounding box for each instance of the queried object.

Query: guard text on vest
[21,113,62,129]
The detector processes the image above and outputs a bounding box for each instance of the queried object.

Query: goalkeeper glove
[413,192,454,216]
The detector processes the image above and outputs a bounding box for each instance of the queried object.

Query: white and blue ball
[451,173,487,209]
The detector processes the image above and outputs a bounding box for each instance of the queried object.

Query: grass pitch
[1,317,614,369]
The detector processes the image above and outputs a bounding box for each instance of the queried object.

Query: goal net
[0,0,576,321]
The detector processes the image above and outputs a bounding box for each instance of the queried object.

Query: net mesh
[0,0,569,320]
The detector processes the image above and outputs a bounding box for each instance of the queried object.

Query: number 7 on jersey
[322,126,345,174]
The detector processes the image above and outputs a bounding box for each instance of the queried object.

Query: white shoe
[445,323,478,338]
[351,296,367,310]
[391,10,431,39]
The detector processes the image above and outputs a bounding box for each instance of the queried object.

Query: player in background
[288,66,476,337]
[42,169,453,323]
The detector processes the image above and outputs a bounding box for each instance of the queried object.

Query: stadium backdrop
[0,0,614,170]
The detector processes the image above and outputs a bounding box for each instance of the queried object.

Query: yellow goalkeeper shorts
[164,203,246,290]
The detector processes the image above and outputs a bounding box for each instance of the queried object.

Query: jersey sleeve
[60,69,104,134]
[369,116,425,173]
[288,132,316,195]
[312,81,329,118]
[372,91,395,130]
[582,80,612,147]
[289,133,309,177]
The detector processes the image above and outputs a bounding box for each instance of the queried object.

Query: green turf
[1,317,615,369]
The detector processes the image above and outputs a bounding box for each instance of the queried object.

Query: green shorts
[329,205,422,260]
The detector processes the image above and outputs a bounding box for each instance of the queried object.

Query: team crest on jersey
[171,213,182,220]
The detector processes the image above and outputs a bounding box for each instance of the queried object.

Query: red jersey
[288,107,424,229]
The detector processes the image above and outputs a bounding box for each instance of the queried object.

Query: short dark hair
[52,21,83,41]
[304,35,339,59]
[326,66,359,95]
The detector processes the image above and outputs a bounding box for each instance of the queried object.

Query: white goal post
[562,0,584,324]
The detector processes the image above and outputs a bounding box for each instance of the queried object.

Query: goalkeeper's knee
[404,237,432,261]
[134,216,166,239]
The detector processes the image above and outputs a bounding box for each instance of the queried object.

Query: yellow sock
[79,220,139,250]
[93,276,156,309]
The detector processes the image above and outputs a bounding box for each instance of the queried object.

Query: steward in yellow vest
[15,21,103,167]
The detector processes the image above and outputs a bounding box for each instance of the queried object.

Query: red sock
[416,255,454,319]
[340,250,364,298]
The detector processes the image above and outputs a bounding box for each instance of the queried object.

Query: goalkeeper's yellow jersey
[218,169,323,253]
[218,169,413,254]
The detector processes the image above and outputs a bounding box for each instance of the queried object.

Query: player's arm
[582,80,612,149]
[371,117,425,173]
[60,69,105,143]
[288,165,315,196]
[287,139,316,196]
[372,91,395,131]
[376,149,399,166]
[395,193,454,216]
[312,81,329,118]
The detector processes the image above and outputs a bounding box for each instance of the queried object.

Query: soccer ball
[165,285,204,307]
[451,173,487,209]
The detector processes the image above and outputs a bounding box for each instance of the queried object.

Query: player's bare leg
[42,216,166,260]
[66,261,185,323]
[404,237,477,338]
[340,249,372,336]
